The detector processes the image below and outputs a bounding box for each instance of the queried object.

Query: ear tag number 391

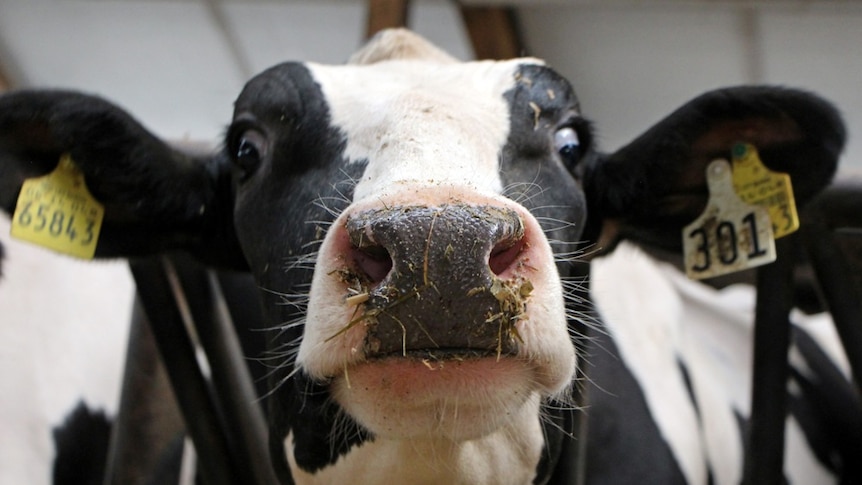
[731,143,799,239]
[10,154,104,259]
[683,159,776,280]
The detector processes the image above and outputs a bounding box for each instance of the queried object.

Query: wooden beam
[460,6,524,60]
[367,0,410,40]
[0,39,19,92]
[0,64,10,92]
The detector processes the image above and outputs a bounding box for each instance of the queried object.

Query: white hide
[325,28,530,203]
[591,241,845,485]
[311,47,542,203]
[286,394,544,485]
[311,57,519,202]
[0,215,134,485]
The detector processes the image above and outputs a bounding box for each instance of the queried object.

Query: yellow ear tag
[10,154,104,259]
[683,159,776,279]
[731,143,799,239]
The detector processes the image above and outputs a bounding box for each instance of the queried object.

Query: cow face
[224,30,587,474]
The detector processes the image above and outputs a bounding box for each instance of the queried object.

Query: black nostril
[489,238,525,276]
[352,244,393,284]
[346,203,525,287]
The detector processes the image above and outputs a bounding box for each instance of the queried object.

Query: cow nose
[346,205,525,286]
[344,205,529,358]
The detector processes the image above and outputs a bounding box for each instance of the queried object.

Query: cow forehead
[307,58,545,202]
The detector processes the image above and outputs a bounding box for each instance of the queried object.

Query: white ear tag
[683,159,776,280]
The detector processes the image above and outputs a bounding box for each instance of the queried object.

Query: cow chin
[330,356,540,441]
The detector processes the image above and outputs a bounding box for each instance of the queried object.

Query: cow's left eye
[554,127,581,168]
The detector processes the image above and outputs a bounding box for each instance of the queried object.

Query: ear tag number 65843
[10,154,104,259]
[683,159,776,280]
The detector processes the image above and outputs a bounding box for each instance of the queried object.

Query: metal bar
[366,0,410,39]
[571,278,592,485]
[738,6,765,84]
[572,360,589,485]
[129,257,240,485]
[103,297,184,485]
[170,256,278,485]
[548,268,591,485]
[741,235,797,485]
[803,223,862,395]
[203,0,255,80]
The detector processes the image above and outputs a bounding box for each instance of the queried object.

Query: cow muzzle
[345,204,531,359]
[299,191,575,403]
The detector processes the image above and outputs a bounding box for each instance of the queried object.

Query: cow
[1,28,859,484]
[0,218,134,485]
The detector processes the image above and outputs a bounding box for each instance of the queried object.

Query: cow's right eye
[234,129,267,176]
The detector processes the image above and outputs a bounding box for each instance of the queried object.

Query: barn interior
[1,0,861,168]
[1,2,861,484]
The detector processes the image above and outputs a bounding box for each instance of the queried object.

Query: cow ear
[583,86,846,252]
[0,90,246,269]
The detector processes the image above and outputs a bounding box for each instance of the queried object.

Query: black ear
[0,90,246,269]
[583,85,845,252]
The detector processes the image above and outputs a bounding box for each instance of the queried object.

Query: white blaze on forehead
[307,57,543,202]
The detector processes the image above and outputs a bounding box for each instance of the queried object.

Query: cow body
[0,216,133,485]
[587,241,857,485]
[1,29,859,484]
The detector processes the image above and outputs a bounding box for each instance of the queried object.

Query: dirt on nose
[340,204,534,360]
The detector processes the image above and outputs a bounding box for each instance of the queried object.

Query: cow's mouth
[371,347,515,362]
[330,349,538,441]
[360,286,525,359]
[352,275,531,361]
